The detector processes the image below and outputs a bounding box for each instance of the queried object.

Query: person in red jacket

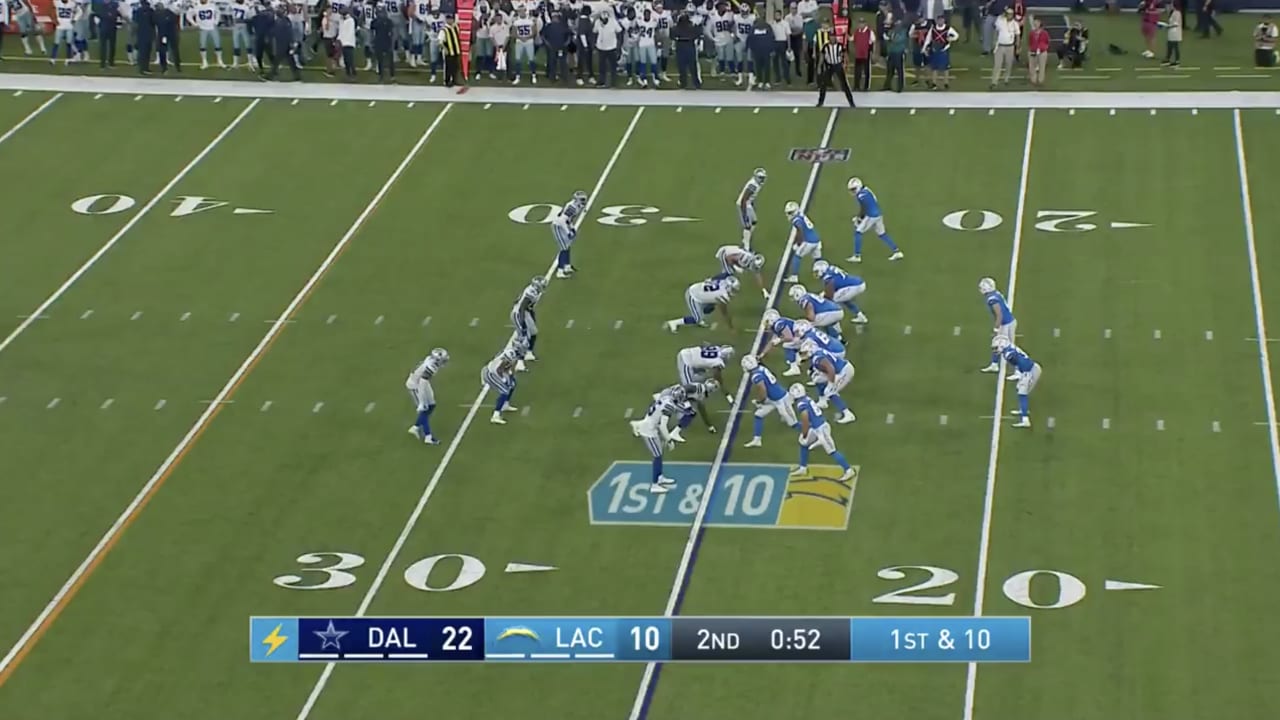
[851,16,874,90]
[1026,15,1050,87]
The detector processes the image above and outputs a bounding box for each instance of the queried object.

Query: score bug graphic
[485,618,620,661]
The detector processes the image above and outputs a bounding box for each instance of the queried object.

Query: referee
[440,14,463,87]
[815,20,855,108]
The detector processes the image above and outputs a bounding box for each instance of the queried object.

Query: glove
[726,394,735,405]
[761,288,770,299]
[666,439,676,451]
[708,426,717,434]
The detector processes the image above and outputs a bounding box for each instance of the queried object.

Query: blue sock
[683,316,699,325]
[784,348,797,364]
[790,254,801,276]
[990,350,1000,366]
[557,249,569,268]
[528,334,537,352]
[831,395,849,414]
[532,61,538,75]
[678,413,694,430]
[880,233,900,252]
[563,248,571,266]
[799,444,810,467]
[416,404,435,435]
[830,450,851,471]
[1018,394,1029,416]
[753,416,764,437]
[815,382,828,397]
[717,60,724,73]
[652,456,664,482]
[50,44,58,58]
[842,301,862,315]
[854,231,864,256]
[494,393,508,413]
[712,271,731,280]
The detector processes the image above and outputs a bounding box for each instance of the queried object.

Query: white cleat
[429,74,437,83]
[531,74,538,84]
[649,481,671,494]
[201,60,209,69]
[783,275,799,283]
[761,288,770,299]
[423,434,440,445]
[490,411,506,425]
[847,254,862,263]
[661,72,671,82]
[734,72,743,85]
[836,409,857,424]
[839,467,857,483]
[408,425,423,440]
[669,428,687,443]
[815,397,829,409]
[501,404,520,413]
[555,268,571,279]
[516,359,528,372]
[888,250,905,261]
[665,320,680,333]
[1007,373,1021,382]
[743,436,763,448]
[656,475,676,486]
[789,465,809,477]
[1012,416,1032,428]
[524,351,536,362]
[512,75,520,85]
[851,312,869,324]
[980,363,1000,373]
[782,363,802,377]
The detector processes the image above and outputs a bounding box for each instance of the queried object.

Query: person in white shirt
[189,0,225,68]
[769,8,790,83]
[338,6,357,77]
[489,11,510,77]
[510,5,537,83]
[633,5,658,85]
[592,7,620,86]
[1159,4,1182,66]
[51,0,77,64]
[990,5,1018,87]
[1255,15,1278,67]
[73,0,89,60]
[472,1,496,78]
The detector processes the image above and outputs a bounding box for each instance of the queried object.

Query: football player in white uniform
[553,190,588,279]
[714,244,767,298]
[510,275,545,368]
[405,348,448,445]
[630,386,687,493]
[736,167,765,250]
[666,275,739,333]
[481,348,521,424]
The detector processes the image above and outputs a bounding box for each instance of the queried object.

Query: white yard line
[0,102,454,682]
[1232,109,1280,522]
[627,107,840,720]
[293,105,647,720]
[0,99,260,356]
[0,92,62,147]
[963,108,1037,720]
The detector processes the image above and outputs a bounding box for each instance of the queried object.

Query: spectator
[748,15,772,88]
[1057,20,1086,68]
[881,15,906,91]
[910,14,928,85]
[923,12,957,89]
[574,3,594,84]
[980,0,997,54]
[1160,3,1181,66]
[875,0,890,63]
[1137,0,1159,58]
[251,0,273,73]
[593,7,620,86]
[850,16,872,89]
[98,0,120,66]
[1255,15,1278,67]
[673,9,700,86]
[958,0,977,43]
[490,12,510,78]
[990,5,1017,88]
[11,0,47,56]
[372,7,395,80]
[271,6,302,80]
[322,3,339,75]
[543,10,570,82]
[154,0,179,72]
[770,8,790,84]
[134,0,153,72]
[786,2,804,77]
[801,0,819,83]
[338,6,356,77]
[1026,14,1048,87]
[472,2,494,78]
[1196,0,1222,38]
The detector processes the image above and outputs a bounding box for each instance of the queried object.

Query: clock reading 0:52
[771,627,822,651]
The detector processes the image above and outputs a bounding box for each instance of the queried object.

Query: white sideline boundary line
[1,73,1279,109]
[963,108,1037,720]
[1232,109,1280,532]
[293,106,648,720]
[626,106,840,720]
[0,99,260,356]
[0,92,62,146]
[0,102,454,681]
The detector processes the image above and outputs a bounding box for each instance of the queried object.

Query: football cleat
[889,250,905,261]
[743,437,763,448]
[836,410,856,424]
[490,412,506,425]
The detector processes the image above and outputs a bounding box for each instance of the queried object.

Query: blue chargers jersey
[822,267,864,291]
[769,317,796,342]
[796,396,826,429]
[800,293,839,316]
[748,366,786,402]
[811,350,848,375]
[855,187,882,217]
[985,290,1014,325]
[1000,345,1036,373]
[791,212,819,243]
[803,328,844,357]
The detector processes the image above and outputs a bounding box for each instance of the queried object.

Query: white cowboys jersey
[738,176,762,209]
[678,345,727,372]
[405,353,444,388]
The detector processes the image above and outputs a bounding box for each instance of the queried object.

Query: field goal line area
[1,73,1278,110]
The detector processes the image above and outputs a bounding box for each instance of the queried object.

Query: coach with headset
[813,18,855,108]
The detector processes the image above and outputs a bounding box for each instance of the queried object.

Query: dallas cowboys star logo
[313,620,349,651]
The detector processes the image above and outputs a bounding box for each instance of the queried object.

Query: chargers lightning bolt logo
[262,624,289,658]
[496,627,540,643]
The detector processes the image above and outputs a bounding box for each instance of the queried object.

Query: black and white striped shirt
[822,39,845,66]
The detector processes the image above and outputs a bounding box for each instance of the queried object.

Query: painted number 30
[874,565,1088,610]
[272,551,486,592]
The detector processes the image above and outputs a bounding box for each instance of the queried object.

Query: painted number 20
[272,551,487,593]
[873,565,1088,610]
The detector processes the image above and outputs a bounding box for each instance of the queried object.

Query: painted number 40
[874,565,1087,609]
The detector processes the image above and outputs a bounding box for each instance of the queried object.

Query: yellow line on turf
[0,102,455,689]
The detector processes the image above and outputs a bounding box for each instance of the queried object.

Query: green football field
[0,78,1279,720]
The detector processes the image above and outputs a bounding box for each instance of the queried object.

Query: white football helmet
[994,336,1012,352]
[784,201,800,218]
[762,308,780,325]
[741,354,759,372]
[788,284,806,303]
[531,275,548,290]
[723,276,741,293]
[719,345,736,360]
[788,383,807,400]
[702,378,721,394]
[812,259,830,277]
[799,339,819,357]
[978,277,997,294]
[431,348,450,364]
[847,177,864,194]
[793,319,813,336]
[748,253,766,271]
[572,190,588,204]
[753,168,767,183]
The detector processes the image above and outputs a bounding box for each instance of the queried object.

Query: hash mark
[134,95,143,101]
[715,107,722,114]
[291,99,299,106]
[565,319,575,329]
[364,402,376,413]
[326,314,337,325]
[469,317,479,327]
[1104,328,1112,339]
[1206,330,1214,340]
[407,102,415,108]
[1069,109,1076,115]
[614,320,623,330]
[13,90,23,96]
[215,97,223,103]
[624,407,634,419]
[572,406,583,418]
[677,107,684,113]
[948,108,955,115]
[229,312,240,322]
[180,312,191,321]
[1053,327,1061,338]
[939,414,948,426]
[175,96,183,102]
[94,93,103,100]
[886,413,895,425]
[484,103,492,109]
[1109,109,1116,116]
[560,104,568,111]
[710,322,719,330]
[520,406,531,417]
[909,108,917,115]
[522,103,530,110]
[374,315,385,325]
[422,316,432,327]
[154,399,166,410]
[1047,416,1056,429]
[854,325,866,335]
[753,108,760,114]
[1102,417,1111,429]
[988,108,995,116]
[329,99,338,106]
[369,101,376,107]
[100,398,114,410]
[312,402,324,413]
[1212,420,1221,433]
[47,398,60,409]
[261,401,273,412]
[80,310,94,320]
[130,311,142,321]
[1156,419,1165,431]
[868,108,875,115]
[1153,329,1161,340]
[903,325,912,335]
[0,396,6,405]
[1192,108,1199,115]
[1150,109,1157,115]
[953,326,961,336]
[599,105,607,111]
